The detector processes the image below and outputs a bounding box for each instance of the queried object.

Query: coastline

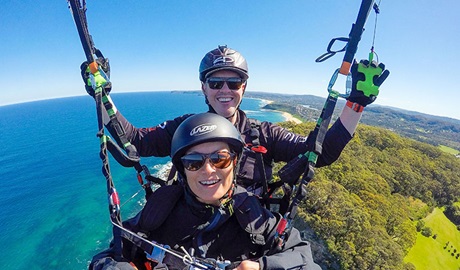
[259,98,273,105]
[259,98,302,124]
[281,111,302,124]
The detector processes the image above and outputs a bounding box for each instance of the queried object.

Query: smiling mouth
[199,179,220,186]
[217,97,233,102]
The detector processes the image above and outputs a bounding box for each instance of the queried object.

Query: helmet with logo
[199,45,249,82]
[171,113,244,176]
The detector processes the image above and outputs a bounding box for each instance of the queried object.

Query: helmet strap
[218,183,235,207]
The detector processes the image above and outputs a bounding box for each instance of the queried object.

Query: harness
[239,118,295,215]
[121,185,271,269]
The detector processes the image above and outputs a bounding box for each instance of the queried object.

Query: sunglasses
[181,151,236,171]
[206,77,245,90]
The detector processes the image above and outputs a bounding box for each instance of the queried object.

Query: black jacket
[108,109,351,194]
[117,185,322,270]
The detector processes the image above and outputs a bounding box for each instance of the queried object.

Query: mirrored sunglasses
[206,77,245,90]
[181,151,236,171]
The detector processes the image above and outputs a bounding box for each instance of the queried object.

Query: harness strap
[101,97,157,198]
[247,119,296,212]
[291,92,338,205]
[97,101,124,259]
[68,0,125,258]
[275,91,339,249]
[68,1,162,260]
[247,119,270,208]
[117,222,228,270]
[102,96,141,161]
[118,227,188,269]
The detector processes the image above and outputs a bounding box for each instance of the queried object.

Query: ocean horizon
[0,91,288,269]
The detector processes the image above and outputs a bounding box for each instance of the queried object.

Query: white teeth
[218,97,232,102]
[200,179,219,185]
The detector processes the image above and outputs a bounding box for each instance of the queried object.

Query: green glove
[80,54,111,98]
[348,59,390,107]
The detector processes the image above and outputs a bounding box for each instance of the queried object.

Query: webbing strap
[275,91,339,248]
[117,226,185,268]
[68,0,145,258]
[287,91,338,219]
[115,222,226,270]
[248,119,270,208]
[96,92,124,259]
[102,95,142,163]
[70,0,175,244]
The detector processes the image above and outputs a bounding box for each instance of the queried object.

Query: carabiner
[327,68,352,99]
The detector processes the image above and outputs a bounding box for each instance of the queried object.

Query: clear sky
[1,1,459,120]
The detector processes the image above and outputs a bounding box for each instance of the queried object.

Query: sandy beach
[261,99,302,124]
[281,112,302,124]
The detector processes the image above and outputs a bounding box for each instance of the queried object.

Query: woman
[90,113,321,270]
[81,45,389,200]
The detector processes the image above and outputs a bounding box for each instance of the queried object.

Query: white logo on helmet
[213,56,234,66]
[190,124,217,136]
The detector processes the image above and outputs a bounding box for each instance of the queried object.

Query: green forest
[274,122,460,269]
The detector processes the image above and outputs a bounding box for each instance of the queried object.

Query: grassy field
[405,208,460,269]
[439,145,460,155]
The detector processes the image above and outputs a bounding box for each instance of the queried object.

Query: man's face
[202,70,246,123]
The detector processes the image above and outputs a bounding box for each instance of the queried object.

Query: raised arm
[80,58,191,157]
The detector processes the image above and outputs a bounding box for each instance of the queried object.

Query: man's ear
[202,82,211,106]
[201,82,207,94]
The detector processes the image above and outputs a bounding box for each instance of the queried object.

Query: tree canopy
[276,122,460,269]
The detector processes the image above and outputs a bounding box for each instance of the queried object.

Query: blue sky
[1,1,459,120]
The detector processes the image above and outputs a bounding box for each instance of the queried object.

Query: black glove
[348,59,390,107]
[80,55,112,97]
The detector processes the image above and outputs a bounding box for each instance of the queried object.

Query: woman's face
[183,141,235,206]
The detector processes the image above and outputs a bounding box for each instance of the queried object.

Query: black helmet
[199,45,249,82]
[171,113,244,176]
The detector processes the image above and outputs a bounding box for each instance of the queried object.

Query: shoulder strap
[233,188,269,246]
[247,118,271,208]
[247,118,261,147]
[139,185,184,231]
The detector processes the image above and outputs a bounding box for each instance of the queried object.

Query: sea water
[0,91,285,269]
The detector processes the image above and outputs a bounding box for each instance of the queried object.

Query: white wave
[151,161,173,180]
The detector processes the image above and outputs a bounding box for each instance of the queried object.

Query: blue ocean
[0,91,286,269]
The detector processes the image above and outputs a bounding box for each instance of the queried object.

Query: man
[81,45,389,201]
